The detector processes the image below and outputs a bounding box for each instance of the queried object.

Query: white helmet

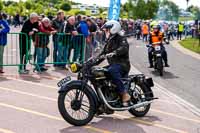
[102,20,121,34]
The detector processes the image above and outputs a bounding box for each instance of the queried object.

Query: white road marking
[1,85,200,124]
[0,103,113,133]
[0,128,15,133]
[6,77,57,89]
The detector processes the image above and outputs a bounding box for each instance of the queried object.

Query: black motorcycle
[147,42,164,76]
[164,31,170,44]
[57,55,156,126]
[136,29,141,40]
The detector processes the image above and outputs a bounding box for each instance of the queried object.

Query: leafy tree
[3,0,16,7]
[146,0,159,19]
[4,5,16,16]
[25,0,32,10]
[0,0,3,11]
[99,7,104,14]
[60,2,71,12]
[122,0,159,19]
[161,0,179,20]
[75,11,86,15]
[187,5,200,19]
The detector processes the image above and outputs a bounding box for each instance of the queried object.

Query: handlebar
[151,42,161,45]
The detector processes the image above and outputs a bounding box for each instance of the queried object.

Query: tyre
[128,84,151,117]
[157,57,163,76]
[58,85,96,126]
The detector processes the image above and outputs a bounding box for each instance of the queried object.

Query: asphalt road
[128,37,200,109]
[0,27,200,133]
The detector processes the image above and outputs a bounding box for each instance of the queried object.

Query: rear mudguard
[58,80,99,109]
[130,74,154,98]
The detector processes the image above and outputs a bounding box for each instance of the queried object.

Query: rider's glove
[106,52,116,58]
[146,44,152,47]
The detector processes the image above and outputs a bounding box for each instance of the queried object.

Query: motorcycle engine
[101,81,119,102]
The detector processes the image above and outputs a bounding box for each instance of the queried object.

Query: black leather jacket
[100,34,130,73]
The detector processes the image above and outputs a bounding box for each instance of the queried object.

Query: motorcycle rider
[99,20,131,106]
[148,25,169,68]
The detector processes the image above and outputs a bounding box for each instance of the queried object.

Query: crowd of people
[18,11,109,73]
[121,19,199,41]
[0,11,199,74]
[0,11,109,74]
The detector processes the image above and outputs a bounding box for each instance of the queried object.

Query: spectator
[142,21,149,42]
[14,13,20,28]
[86,18,97,58]
[77,16,90,61]
[75,15,82,27]
[19,12,39,74]
[35,17,56,71]
[0,13,10,73]
[177,22,184,40]
[168,24,174,40]
[62,16,78,64]
[52,11,65,66]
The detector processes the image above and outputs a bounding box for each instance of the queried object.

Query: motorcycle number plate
[155,46,161,51]
[57,76,71,87]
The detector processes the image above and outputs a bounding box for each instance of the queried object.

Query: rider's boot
[164,61,170,67]
[148,63,154,68]
[121,92,131,106]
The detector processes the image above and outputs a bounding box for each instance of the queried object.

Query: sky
[73,0,200,9]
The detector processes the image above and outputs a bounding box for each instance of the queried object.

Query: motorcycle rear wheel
[128,84,151,117]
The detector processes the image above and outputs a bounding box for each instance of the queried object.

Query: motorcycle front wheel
[157,57,163,76]
[58,85,96,126]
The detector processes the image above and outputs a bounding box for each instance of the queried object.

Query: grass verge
[179,37,200,54]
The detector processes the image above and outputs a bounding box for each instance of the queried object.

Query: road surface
[128,38,200,109]
[0,27,200,133]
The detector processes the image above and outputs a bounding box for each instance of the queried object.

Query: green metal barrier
[0,32,86,73]
[29,32,86,72]
[0,32,29,73]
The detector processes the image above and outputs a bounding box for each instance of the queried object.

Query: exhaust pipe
[97,88,153,111]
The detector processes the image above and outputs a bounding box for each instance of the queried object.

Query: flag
[108,0,121,20]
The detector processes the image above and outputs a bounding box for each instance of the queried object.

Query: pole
[186,0,189,9]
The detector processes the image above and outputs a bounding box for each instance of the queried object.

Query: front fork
[75,79,88,102]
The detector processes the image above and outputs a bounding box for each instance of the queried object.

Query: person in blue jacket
[76,16,90,61]
[0,13,10,73]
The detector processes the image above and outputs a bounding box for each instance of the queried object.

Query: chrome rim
[64,89,90,120]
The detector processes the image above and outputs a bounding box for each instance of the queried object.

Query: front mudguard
[58,80,99,109]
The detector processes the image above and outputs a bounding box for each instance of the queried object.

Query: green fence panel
[29,32,86,71]
[0,32,29,70]
[0,32,86,73]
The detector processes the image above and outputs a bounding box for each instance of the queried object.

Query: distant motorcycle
[57,52,156,126]
[136,29,141,40]
[164,31,170,44]
[147,42,164,76]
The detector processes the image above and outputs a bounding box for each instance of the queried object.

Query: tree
[60,2,71,12]
[25,0,32,10]
[122,0,159,19]
[0,0,3,11]
[146,0,159,19]
[99,7,104,15]
[161,0,179,20]
[187,5,200,19]
[75,11,86,15]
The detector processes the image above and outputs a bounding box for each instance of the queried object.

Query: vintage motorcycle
[147,42,165,76]
[57,54,156,126]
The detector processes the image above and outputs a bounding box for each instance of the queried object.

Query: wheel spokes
[64,89,90,120]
